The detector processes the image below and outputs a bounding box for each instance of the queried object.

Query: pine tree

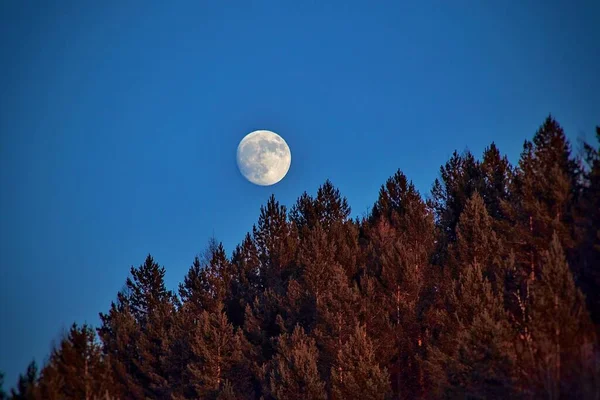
[265,325,327,400]
[289,191,320,234]
[449,192,504,287]
[291,181,360,281]
[38,323,110,400]
[578,126,600,325]
[331,324,391,400]
[517,234,595,398]
[178,304,251,399]
[502,116,580,283]
[365,170,435,397]
[98,254,177,400]
[297,222,340,308]
[228,233,261,327]
[296,222,361,381]
[290,180,351,233]
[253,195,297,292]
[179,241,232,317]
[311,274,360,384]
[424,257,517,399]
[10,361,39,400]
[424,193,517,398]
[171,241,237,398]
[429,150,485,252]
[480,143,513,223]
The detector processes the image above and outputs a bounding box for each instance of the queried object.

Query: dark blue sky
[1,0,598,388]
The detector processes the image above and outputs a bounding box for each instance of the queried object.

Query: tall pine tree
[516,234,595,398]
[177,304,251,400]
[502,116,580,282]
[38,323,111,400]
[98,254,177,400]
[365,170,435,398]
[331,324,391,400]
[578,126,600,325]
[265,326,327,400]
[253,195,297,292]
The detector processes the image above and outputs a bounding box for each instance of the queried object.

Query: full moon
[236,130,292,186]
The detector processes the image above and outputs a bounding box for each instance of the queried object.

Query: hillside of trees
[2,116,599,399]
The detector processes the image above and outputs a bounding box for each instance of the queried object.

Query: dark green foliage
[12,115,600,400]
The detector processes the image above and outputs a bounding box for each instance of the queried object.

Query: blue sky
[1,0,598,388]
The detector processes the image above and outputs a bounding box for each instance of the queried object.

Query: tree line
[2,116,599,399]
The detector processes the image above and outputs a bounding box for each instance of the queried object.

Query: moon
[236,130,292,186]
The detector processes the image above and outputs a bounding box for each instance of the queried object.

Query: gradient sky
[1,0,598,389]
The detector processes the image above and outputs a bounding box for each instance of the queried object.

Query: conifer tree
[265,326,327,400]
[253,195,297,291]
[502,116,580,282]
[171,241,235,397]
[424,193,517,398]
[424,257,517,399]
[10,361,39,400]
[98,254,177,400]
[429,150,485,251]
[243,288,288,366]
[578,126,600,325]
[228,233,261,327]
[289,191,320,234]
[38,323,110,400]
[179,240,232,317]
[356,273,393,363]
[517,234,595,398]
[366,170,435,397]
[291,181,359,281]
[10,114,600,399]
[97,295,140,398]
[290,180,351,233]
[296,222,361,380]
[314,180,351,231]
[449,192,504,286]
[480,143,512,223]
[177,304,251,399]
[331,325,391,400]
[297,222,339,308]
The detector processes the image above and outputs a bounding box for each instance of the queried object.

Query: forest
[1,116,599,400]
